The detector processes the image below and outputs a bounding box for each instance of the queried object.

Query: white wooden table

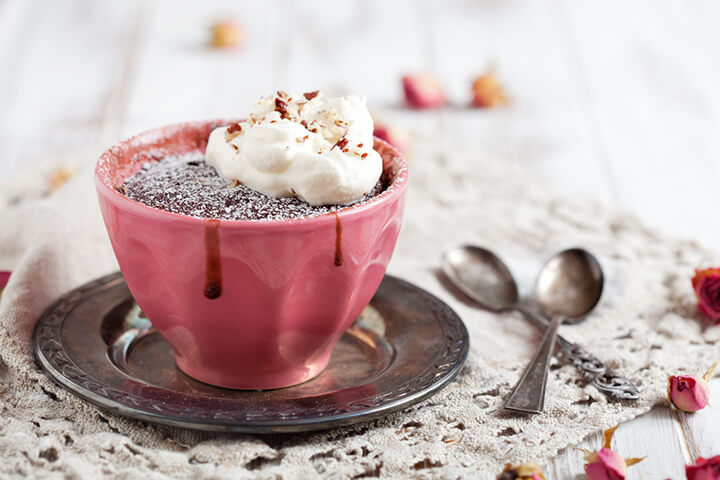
[1,0,718,477]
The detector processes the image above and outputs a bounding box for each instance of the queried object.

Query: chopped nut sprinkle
[333,137,349,151]
[227,123,243,134]
[274,97,289,119]
[304,90,319,100]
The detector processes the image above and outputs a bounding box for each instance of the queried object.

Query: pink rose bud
[0,271,9,297]
[497,462,545,480]
[687,455,720,480]
[586,448,630,480]
[668,362,717,413]
[580,426,644,480]
[402,74,447,109]
[692,268,720,323]
[373,123,412,156]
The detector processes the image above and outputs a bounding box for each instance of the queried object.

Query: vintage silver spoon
[502,248,603,413]
[442,245,640,409]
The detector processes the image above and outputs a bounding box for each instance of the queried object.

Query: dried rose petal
[471,70,508,108]
[687,455,720,480]
[580,426,644,480]
[210,20,244,49]
[373,123,411,156]
[497,462,545,480]
[402,74,447,109]
[668,363,717,413]
[692,268,720,323]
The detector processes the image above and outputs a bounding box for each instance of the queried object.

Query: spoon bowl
[442,245,518,312]
[535,248,604,322]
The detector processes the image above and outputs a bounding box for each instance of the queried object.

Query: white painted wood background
[0,0,718,478]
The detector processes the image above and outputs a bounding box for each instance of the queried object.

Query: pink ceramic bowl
[95,120,408,389]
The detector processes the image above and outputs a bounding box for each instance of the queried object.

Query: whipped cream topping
[205,91,383,206]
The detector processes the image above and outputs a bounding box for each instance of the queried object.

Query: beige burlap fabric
[1,136,718,479]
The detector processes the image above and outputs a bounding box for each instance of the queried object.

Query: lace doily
[1,136,718,479]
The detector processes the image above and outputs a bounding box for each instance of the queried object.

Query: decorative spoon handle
[558,343,640,400]
[514,306,640,401]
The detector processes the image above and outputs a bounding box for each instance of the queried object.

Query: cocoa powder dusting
[122,154,386,221]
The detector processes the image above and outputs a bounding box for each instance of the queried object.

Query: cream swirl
[205,91,382,206]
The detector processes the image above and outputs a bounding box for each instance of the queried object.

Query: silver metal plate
[33,272,469,433]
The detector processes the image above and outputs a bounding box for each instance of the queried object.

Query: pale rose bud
[402,74,447,109]
[48,165,77,193]
[668,363,717,413]
[470,70,508,108]
[579,426,644,480]
[686,455,720,480]
[497,462,545,480]
[210,20,244,49]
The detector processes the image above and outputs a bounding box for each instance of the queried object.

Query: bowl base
[174,350,333,390]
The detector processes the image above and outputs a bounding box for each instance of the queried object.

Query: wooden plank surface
[1,1,718,478]
[0,0,141,174]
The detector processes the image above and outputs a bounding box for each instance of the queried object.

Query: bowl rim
[95,119,409,229]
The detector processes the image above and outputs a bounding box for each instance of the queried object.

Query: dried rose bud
[48,165,77,193]
[471,70,508,108]
[373,123,412,156]
[402,74,447,109]
[686,455,720,480]
[210,20,244,49]
[579,426,644,480]
[692,268,720,323]
[668,362,717,413]
[497,462,545,480]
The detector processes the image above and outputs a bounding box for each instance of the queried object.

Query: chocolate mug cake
[96,90,408,389]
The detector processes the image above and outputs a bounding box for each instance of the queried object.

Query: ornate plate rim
[33,272,469,433]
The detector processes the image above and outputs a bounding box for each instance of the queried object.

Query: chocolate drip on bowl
[204,219,222,299]
[334,212,343,267]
